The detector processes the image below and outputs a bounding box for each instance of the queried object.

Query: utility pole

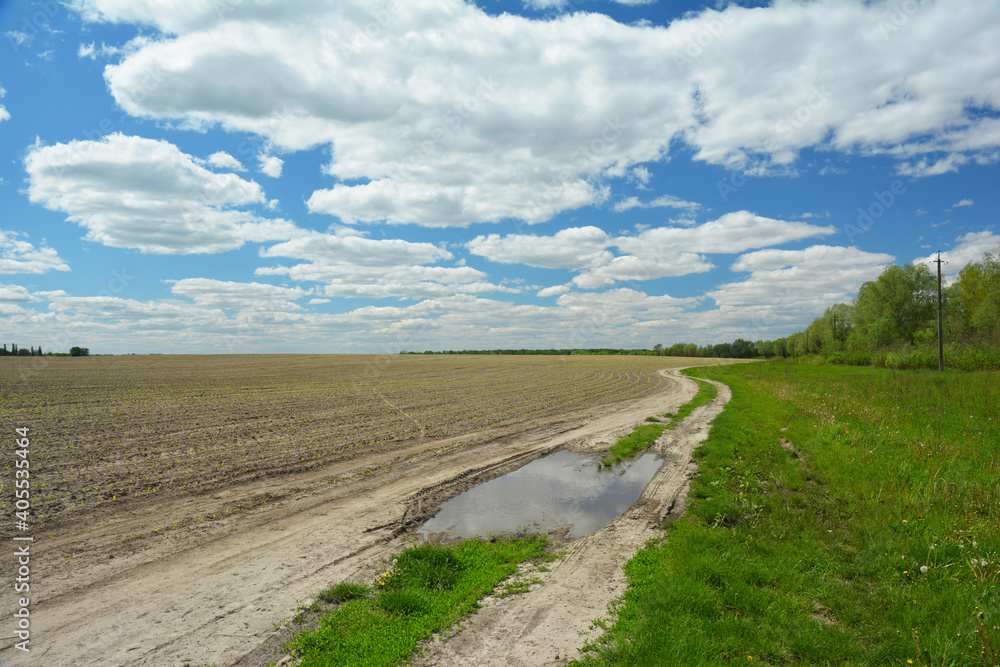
[935,252,944,372]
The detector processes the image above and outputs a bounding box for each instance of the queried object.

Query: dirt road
[0,368,725,666]
[410,370,730,666]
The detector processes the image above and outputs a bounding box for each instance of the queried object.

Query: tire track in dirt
[367,384,428,439]
[410,370,730,667]
[0,369,705,666]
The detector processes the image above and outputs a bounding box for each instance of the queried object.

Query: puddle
[417,449,662,540]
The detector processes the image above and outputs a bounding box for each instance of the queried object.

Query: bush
[843,350,872,366]
[947,344,1000,371]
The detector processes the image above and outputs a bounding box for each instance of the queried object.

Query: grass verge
[666,377,718,429]
[283,534,549,667]
[579,362,999,666]
[600,378,718,468]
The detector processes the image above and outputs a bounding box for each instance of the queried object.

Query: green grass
[600,423,666,468]
[497,576,543,598]
[579,362,999,666]
[317,582,372,604]
[666,377,718,429]
[284,535,549,667]
[600,379,719,468]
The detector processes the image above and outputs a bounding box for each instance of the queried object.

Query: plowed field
[0,354,733,665]
[1,354,685,531]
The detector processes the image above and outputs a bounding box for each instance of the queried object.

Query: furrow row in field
[0,355,679,534]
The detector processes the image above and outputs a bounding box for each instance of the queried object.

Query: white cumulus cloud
[168,278,309,311]
[24,133,296,254]
[259,155,283,178]
[207,151,246,171]
[77,0,1000,227]
[0,230,70,274]
[0,283,39,303]
[711,245,895,311]
[616,212,836,256]
[523,0,653,9]
[614,194,702,213]
[914,230,1000,276]
[537,284,571,298]
[257,230,516,299]
[261,231,452,268]
[468,212,835,289]
[467,226,612,269]
[572,254,713,289]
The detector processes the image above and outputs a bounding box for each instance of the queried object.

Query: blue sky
[1,0,998,354]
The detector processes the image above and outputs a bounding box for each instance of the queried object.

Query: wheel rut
[410,370,731,667]
[0,368,729,667]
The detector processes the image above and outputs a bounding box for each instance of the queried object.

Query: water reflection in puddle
[418,449,661,540]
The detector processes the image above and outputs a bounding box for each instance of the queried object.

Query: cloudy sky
[1,0,998,354]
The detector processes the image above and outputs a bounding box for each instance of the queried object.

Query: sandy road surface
[411,370,730,666]
[0,368,717,666]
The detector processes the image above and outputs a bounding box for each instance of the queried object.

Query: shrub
[843,350,871,366]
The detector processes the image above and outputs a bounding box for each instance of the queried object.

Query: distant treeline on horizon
[1,345,89,357]
[399,342,760,359]
[1,343,46,356]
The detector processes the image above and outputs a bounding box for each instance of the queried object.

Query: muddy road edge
[409,369,731,667]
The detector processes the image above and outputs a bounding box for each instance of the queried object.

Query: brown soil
[0,358,732,666]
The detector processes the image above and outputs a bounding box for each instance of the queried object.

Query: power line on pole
[935,251,944,372]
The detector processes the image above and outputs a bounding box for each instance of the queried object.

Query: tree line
[647,250,998,370]
[1,345,89,357]
[759,250,999,370]
[1,344,45,356]
[400,348,663,356]
[400,341,764,359]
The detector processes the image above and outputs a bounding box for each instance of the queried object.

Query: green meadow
[579,362,999,666]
